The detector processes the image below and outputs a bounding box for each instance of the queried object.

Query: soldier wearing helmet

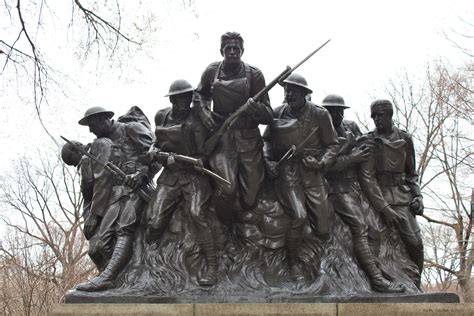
[193,32,272,244]
[61,138,114,273]
[262,73,338,281]
[145,79,218,286]
[74,106,154,292]
[358,99,424,288]
[323,94,405,293]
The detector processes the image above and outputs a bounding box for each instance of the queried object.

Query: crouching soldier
[74,106,154,291]
[61,138,114,273]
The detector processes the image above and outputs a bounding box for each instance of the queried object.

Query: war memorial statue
[60,32,457,303]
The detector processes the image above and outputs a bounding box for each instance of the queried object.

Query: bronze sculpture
[73,106,154,291]
[59,34,445,303]
[262,74,339,281]
[144,79,218,286]
[322,94,404,293]
[358,99,424,289]
[193,32,272,239]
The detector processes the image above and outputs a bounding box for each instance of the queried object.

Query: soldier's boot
[88,250,107,273]
[76,236,133,292]
[354,238,405,293]
[366,263,406,293]
[407,245,424,289]
[197,240,218,286]
[212,193,238,253]
[286,232,305,282]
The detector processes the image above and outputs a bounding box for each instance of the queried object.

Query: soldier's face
[171,93,192,113]
[372,109,392,132]
[285,85,306,109]
[326,107,344,128]
[87,116,111,138]
[221,40,243,65]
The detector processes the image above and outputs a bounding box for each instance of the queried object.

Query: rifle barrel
[292,39,331,73]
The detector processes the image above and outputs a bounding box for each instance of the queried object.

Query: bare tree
[1,231,65,316]
[443,16,474,59]
[384,61,474,301]
[1,1,138,116]
[0,146,94,314]
[1,0,196,133]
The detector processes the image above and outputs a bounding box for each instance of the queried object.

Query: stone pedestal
[50,303,474,316]
[65,291,460,304]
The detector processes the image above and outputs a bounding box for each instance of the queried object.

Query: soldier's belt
[376,173,406,186]
[326,170,358,183]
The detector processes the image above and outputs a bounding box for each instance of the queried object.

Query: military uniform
[263,101,339,239]
[326,120,368,237]
[325,119,404,292]
[145,107,214,250]
[76,107,154,292]
[194,61,272,209]
[358,126,424,286]
[79,138,114,271]
[91,120,153,255]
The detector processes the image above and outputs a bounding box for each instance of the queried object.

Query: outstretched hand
[348,144,371,164]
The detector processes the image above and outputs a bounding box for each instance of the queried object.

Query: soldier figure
[193,31,272,228]
[322,94,404,292]
[61,138,114,273]
[263,74,339,281]
[145,79,218,286]
[358,99,424,288]
[75,106,154,291]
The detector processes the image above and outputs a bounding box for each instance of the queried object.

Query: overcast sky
[78,0,473,126]
[0,0,472,170]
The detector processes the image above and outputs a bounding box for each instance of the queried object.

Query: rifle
[150,150,231,187]
[61,136,154,202]
[275,127,319,168]
[203,39,331,154]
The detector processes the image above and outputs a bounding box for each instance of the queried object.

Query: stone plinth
[338,303,474,316]
[50,302,474,316]
[65,291,460,304]
[50,303,193,316]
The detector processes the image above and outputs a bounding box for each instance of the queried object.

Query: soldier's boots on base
[76,236,133,292]
[197,265,218,286]
[76,274,115,292]
[364,258,405,293]
[286,233,306,282]
[289,261,306,282]
[197,239,218,286]
[371,276,405,293]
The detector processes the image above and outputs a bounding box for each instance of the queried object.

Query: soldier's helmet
[322,94,349,109]
[164,79,195,97]
[78,107,114,125]
[282,73,313,94]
